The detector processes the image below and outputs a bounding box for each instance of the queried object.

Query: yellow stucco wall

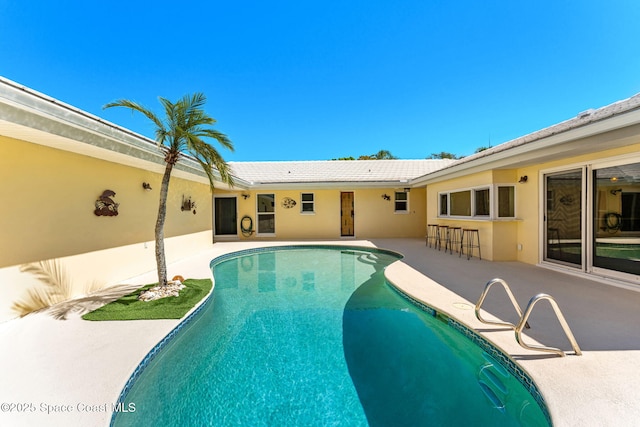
[426,141,640,264]
[219,188,426,239]
[426,170,516,261]
[0,136,214,267]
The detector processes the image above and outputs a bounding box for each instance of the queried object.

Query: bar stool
[460,229,481,260]
[426,224,439,248]
[448,227,462,254]
[437,225,450,251]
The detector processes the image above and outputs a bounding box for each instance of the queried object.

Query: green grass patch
[82,278,212,321]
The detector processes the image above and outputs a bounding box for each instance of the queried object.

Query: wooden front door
[341,192,354,236]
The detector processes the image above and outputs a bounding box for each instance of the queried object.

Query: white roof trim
[0,76,250,189]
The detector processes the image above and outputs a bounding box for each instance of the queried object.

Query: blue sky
[2,1,640,161]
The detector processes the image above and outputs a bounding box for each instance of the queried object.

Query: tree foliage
[332,149,397,160]
[428,151,461,159]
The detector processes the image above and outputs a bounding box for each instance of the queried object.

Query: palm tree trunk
[155,162,174,287]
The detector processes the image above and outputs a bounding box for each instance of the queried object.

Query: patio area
[1,238,639,426]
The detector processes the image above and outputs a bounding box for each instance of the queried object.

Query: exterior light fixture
[518,176,528,183]
[382,194,391,201]
[142,182,152,191]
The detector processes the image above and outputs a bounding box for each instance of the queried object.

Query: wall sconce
[404,187,411,192]
[242,193,250,200]
[518,176,528,183]
[610,188,623,196]
[382,194,391,201]
[142,182,152,191]
[181,195,196,214]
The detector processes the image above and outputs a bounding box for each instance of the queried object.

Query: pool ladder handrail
[515,293,582,357]
[475,278,582,357]
[475,278,530,330]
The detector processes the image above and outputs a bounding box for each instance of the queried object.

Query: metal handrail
[515,293,582,357]
[475,278,530,330]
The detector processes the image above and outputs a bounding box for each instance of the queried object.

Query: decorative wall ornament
[94,190,119,216]
[281,197,297,209]
[181,195,197,214]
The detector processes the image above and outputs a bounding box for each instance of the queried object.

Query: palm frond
[19,260,71,293]
[14,260,111,318]
[199,128,234,151]
[104,99,165,132]
[14,260,74,317]
[12,287,59,317]
[192,146,235,188]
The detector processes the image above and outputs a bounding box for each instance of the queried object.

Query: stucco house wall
[0,135,216,321]
[1,135,215,267]
[216,187,427,240]
[425,141,640,264]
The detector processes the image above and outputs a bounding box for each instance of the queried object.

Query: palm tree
[356,150,398,160]
[104,93,234,287]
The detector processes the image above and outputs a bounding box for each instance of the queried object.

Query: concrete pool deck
[0,238,639,426]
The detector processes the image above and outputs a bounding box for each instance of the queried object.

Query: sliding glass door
[543,160,640,281]
[544,169,583,268]
[593,163,640,276]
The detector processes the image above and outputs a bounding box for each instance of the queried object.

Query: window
[439,193,448,216]
[301,193,315,213]
[474,188,490,216]
[257,194,275,234]
[497,186,515,218]
[395,191,408,212]
[450,190,471,216]
[439,185,513,218]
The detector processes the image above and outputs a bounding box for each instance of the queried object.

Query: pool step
[477,355,509,413]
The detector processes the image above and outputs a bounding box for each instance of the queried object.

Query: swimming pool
[112,246,549,426]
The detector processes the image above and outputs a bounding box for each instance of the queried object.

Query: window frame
[256,193,276,235]
[438,184,516,219]
[495,185,516,219]
[394,191,409,213]
[300,192,315,214]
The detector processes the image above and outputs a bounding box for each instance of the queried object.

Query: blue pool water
[112,246,549,426]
